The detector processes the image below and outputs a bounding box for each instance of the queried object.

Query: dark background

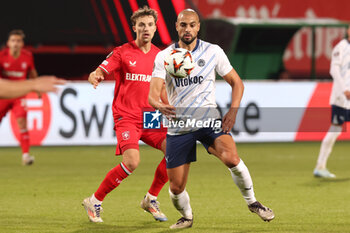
[0,0,180,79]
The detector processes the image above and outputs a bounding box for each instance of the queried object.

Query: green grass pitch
[1,142,350,233]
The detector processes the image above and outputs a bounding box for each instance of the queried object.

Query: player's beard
[180,34,197,45]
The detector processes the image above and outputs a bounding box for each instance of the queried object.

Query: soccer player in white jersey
[314,26,350,178]
[149,9,274,229]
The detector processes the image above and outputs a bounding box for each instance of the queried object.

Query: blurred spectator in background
[314,26,350,178]
[278,69,291,80]
[0,29,41,165]
[270,68,291,80]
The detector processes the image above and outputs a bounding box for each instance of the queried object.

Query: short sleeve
[215,45,233,77]
[151,50,167,80]
[331,42,342,67]
[99,47,122,75]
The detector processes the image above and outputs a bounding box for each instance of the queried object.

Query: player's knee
[169,180,185,195]
[122,149,140,171]
[122,158,140,172]
[221,150,240,167]
[169,185,185,195]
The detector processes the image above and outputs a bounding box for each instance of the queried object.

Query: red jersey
[99,41,160,123]
[0,48,35,81]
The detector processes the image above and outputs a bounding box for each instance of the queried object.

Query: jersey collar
[175,39,200,52]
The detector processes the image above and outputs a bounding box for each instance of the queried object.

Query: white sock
[229,159,257,205]
[90,194,103,205]
[169,189,193,219]
[22,153,29,158]
[146,192,157,200]
[316,125,342,170]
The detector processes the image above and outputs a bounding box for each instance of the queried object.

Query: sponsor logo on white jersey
[174,75,203,87]
[125,73,151,82]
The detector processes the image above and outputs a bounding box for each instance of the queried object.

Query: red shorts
[114,119,167,155]
[0,97,27,122]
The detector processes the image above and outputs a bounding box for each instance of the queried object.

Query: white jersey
[152,39,233,134]
[329,39,350,109]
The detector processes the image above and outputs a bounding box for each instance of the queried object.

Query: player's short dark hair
[8,29,25,39]
[130,6,158,26]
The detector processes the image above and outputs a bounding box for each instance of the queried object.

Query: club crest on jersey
[4,63,9,68]
[129,61,136,67]
[122,131,130,140]
[21,62,27,69]
[197,59,205,67]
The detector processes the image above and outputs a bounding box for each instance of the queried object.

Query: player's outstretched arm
[221,68,244,133]
[28,68,39,80]
[149,77,175,117]
[88,68,105,89]
[33,76,66,93]
[0,76,66,99]
[28,68,42,98]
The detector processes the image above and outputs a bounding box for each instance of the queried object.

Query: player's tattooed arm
[88,68,105,89]
[221,68,244,133]
[149,77,175,118]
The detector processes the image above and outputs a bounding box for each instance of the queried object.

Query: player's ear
[132,25,136,33]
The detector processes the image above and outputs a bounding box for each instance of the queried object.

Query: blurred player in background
[149,9,274,229]
[0,29,39,165]
[0,76,65,99]
[82,6,169,223]
[314,26,350,178]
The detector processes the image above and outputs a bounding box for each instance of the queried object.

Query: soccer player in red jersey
[82,6,169,223]
[0,30,39,165]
